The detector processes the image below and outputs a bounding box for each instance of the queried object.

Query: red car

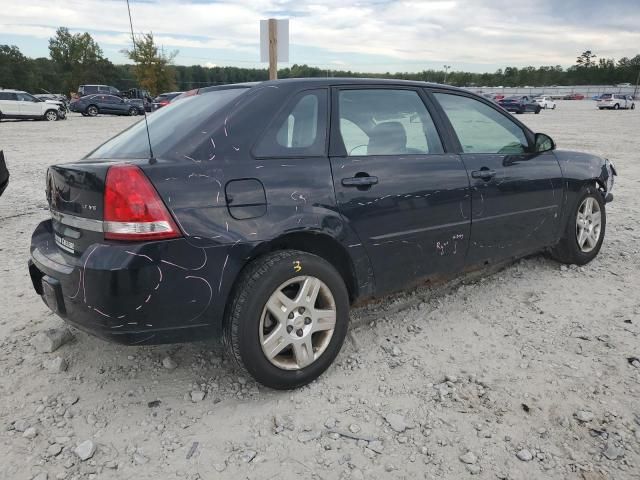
[563,93,585,100]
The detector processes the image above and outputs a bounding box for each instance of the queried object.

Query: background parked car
[563,93,585,100]
[0,89,66,121]
[534,96,557,109]
[597,93,635,110]
[69,94,142,117]
[152,91,183,110]
[78,85,121,97]
[126,98,148,115]
[34,94,69,112]
[498,95,541,114]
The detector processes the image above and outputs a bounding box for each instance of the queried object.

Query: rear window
[87,88,248,160]
[601,94,612,99]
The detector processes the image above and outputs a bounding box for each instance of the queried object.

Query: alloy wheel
[259,276,336,370]
[576,197,602,253]
[45,111,58,121]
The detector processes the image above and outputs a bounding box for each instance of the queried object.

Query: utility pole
[634,68,640,99]
[443,65,451,84]
[268,18,278,80]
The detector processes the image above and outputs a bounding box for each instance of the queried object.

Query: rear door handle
[471,169,496,180]
[341,176,379,187]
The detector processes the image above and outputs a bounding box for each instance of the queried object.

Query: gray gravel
[1,104,639,479]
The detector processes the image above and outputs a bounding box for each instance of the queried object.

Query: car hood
[44,100,64,106]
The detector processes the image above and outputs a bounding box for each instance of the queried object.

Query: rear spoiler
[0,150,9,197]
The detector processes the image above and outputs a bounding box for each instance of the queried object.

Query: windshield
[87,88,249,160]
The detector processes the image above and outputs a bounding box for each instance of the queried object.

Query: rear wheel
[128,108,138,116]
[552,104,556,110]
[551,186,606,265]
[632,103,636,110]
[86,106,98,117]
[614,103,620,110]
[223,250,349,389]
[44,110,58,121]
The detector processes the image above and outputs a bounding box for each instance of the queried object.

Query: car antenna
[125,0,156,164]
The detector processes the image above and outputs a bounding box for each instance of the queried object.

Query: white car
[534,96,556,109]
[597,94,635,110]
[0,89,66,121]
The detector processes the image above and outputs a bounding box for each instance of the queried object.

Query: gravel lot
[1,103,639,480]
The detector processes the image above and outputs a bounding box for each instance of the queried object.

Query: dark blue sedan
[70,94,143,117]
[30,78,615,389]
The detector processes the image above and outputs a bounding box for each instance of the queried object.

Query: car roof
[254,77,462,90]
[0,89,26,93]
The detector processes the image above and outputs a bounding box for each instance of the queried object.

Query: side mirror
[534,133,555,153]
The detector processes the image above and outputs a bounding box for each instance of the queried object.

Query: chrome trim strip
[50,210,104,232]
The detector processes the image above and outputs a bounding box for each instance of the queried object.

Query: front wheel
[632,103,636,110]
[44,110,58,121]
[86,106,98,117]
[552,104,556,110]
[551,186,606,265]
[128,108,138,116]
[223,250,349,389]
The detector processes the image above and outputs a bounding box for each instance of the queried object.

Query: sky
[0,0,639,73]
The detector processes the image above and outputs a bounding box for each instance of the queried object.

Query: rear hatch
[47,162,110,256]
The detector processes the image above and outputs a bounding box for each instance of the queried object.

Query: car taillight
[103,164,181,241]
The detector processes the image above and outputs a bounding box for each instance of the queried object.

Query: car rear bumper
[28,220,237,345]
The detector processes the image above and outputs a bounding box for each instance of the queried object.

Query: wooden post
[634,68,640,100]
[268,18,278,80]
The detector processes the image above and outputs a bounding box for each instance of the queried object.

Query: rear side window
[434,93,528,154]
[88,88,248,160]
[337,89,443,156]
[0,92,17,101]
[254,89,328,158]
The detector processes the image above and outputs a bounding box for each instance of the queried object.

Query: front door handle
[341,176,379,187]
[471,169,496,180]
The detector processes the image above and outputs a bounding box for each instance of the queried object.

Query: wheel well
[247,232,359,302]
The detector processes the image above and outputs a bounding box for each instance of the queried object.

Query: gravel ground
[0,103,639,480]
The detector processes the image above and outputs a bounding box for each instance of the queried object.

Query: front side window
[434,93,528,154]
[337,89,443,156]
[254,89,328,157]
[17,93,37,102]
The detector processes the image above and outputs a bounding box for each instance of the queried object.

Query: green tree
[0,45,30,89]
[123,32,177,95]
[49,27,112,95]
[576,50,597,68]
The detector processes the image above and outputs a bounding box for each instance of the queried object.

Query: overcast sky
[1,0,639,73]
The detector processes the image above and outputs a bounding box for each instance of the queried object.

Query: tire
[552,104,556,110]
[535,107,541,114]
[86,106,98,117]
[551,185,606,266]
[223,250,349,389]
[128,108,138,116]
[632,103,636,110]
[614,103,620,110]
[44,110,58,121]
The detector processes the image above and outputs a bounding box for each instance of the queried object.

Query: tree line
[1,28,639,97]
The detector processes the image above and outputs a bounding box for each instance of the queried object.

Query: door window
[434,93,529,154]
[254,89,328,157]
[338,89,443,156]
[0,92,18,101]
[17,93,37,102]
